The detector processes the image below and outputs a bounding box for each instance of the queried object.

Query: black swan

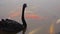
[0,3,27,34]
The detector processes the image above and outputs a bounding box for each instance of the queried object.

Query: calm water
[0,0,60,34]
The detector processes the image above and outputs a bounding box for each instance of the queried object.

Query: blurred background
[0,0,60,34]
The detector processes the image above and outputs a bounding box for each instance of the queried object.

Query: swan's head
[23,3,27,8]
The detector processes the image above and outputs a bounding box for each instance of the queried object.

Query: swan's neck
[21,5,27,28]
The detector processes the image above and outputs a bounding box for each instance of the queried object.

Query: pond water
[0,0,60,34]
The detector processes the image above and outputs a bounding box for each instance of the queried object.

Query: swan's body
[0,3,27,34]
